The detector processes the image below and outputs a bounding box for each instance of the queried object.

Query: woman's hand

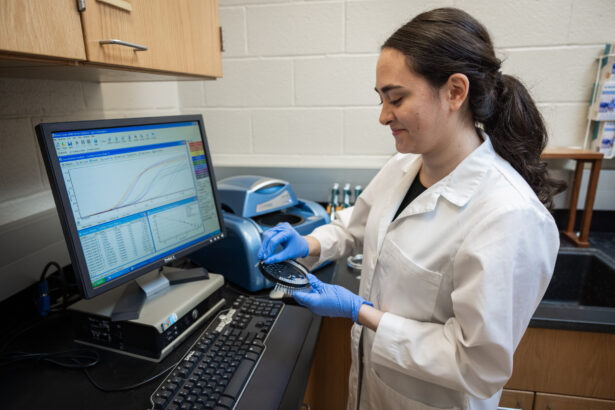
[293,273,372,323]
[258,222,309,264]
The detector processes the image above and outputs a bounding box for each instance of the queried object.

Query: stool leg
[578,159,602,245]
[565,161,583,240]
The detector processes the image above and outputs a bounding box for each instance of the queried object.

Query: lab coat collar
[437,132,495,207]
[374,135,494,256]
[375,157,422,251]
[394,132,495,221]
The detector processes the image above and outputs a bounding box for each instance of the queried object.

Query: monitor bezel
[36,114,226,299]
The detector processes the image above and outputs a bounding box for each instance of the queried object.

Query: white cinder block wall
[190,0,615,209]
[1,0,615,300]
[195,0,615,167]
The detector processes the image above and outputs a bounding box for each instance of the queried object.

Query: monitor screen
[36,115,225,299]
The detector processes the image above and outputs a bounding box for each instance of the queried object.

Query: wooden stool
[541,148,604,247]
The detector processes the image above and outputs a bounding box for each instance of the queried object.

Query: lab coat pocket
[376,237,442,321]
[369,367,460,410]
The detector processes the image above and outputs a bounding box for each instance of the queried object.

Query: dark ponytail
[485,75,566,209]
[382,8,565,209]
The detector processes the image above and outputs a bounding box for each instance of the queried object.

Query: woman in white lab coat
[258,7,565,410]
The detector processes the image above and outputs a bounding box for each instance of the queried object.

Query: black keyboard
[149,295,283,410]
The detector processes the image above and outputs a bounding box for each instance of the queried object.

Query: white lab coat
[304,135,559,410]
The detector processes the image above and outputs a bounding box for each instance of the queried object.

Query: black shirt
[393,174,427,220]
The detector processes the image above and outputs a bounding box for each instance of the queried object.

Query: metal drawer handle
[99,39,147,51]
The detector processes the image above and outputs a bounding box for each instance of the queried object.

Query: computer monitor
[36,115,225,319]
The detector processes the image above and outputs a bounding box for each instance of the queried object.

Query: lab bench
[0,262,337,410]
[2,238,614,410]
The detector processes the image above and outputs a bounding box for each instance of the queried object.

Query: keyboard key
[157,390,172,400]
[217,395,234,408]
[248,345,263,355]
[163,382,178,392]
[152,396,167,409]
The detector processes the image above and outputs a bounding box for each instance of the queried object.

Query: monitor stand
[111,266,209,322]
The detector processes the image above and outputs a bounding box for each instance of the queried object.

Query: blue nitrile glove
[294,273,372,323]
[258,222,309,264]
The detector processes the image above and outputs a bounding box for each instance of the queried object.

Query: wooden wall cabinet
[0,0,86,61]
[81,0,222,77]
[0,0,222,80]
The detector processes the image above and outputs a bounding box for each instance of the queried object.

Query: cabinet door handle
[99,39,147,51]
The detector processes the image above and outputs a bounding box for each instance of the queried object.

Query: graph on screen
[149,199,206,251]
[69,144,196,220]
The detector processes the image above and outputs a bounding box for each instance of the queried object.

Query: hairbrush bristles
[272,282,310,295]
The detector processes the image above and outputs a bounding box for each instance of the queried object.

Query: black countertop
[0,264,336,410]
[531,301,615,333]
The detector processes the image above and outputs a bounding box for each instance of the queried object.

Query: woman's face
[375,48,450,155]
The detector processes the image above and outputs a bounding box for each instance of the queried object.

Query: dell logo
[164,255,176,263]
